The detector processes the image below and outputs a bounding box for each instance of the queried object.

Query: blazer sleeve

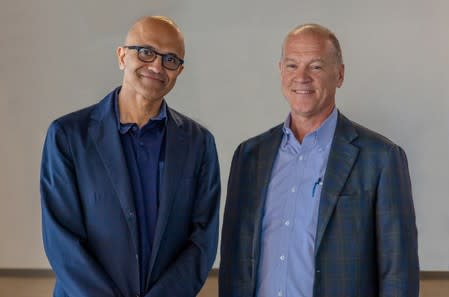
[145,133,221,297]
[40,121,123,297]
[376,145,419,297]
[219,143,244,296]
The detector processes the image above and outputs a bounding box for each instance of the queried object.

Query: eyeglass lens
[137,47,181,70]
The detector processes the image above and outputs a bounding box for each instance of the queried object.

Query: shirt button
[132,126,138,132]
[284,220,290,226]
[299,155,304,160]
[278,291,283,296]
[280,255,286,261]
[291,187,296,193]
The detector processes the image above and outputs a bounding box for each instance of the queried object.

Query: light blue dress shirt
[256,108,338,297]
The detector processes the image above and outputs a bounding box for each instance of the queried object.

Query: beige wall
[1,0,449,270]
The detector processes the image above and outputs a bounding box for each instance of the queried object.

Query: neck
[118,91,163,127]
[290,107,334,142]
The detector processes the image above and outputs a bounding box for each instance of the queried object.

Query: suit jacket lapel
[255,125,284,206]
[149,108,187,274]
[252,125,283,278]
[315,112,359,255]
[88,94,138,251]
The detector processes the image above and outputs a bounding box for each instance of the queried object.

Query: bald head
[282,24,343,65]
[125,16,185,58]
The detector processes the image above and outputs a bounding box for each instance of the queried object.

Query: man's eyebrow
[282,57,325,63]
[282,57,298,63]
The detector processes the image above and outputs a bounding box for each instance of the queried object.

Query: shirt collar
[282,107,338,151]
[113,87,168,134]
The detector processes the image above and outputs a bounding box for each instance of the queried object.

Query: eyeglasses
[123,45,184,70]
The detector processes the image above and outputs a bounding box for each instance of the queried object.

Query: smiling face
[117,16,185,103]
[280,29,344,125]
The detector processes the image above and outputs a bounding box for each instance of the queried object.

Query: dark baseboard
[420,271,449,280]
[209,268,218,276]
[0,269,54,277]
[0,268,448,280]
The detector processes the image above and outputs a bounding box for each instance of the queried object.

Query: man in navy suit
[219,24,419,297]
[40,16,220,297]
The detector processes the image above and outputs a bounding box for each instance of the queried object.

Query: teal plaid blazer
[219,111,419,297]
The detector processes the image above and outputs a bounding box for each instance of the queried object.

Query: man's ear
[177,64,184,76]
[337,63,345,88]
[116,47,126,70]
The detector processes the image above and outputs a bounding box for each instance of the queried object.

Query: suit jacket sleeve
[376,145,419,297]
[219,143,245,297]
[145,133,221,297]
[40,121,123,297]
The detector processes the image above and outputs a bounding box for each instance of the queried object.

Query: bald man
[220,24,419,297]
[41,16,220,297]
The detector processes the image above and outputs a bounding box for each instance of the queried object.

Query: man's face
[117,20,184,102]
[279,31,344,122]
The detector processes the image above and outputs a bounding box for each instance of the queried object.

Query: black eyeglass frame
[123,45,184,70]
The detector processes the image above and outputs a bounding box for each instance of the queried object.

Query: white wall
[0,0,448,270]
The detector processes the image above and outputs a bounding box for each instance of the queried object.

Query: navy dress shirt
[114,88,167,293]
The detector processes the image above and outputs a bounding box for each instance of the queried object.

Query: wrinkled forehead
[126,18,185,57]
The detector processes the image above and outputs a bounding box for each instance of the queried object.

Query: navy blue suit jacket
[220,112,419,297]
[40,90,220,297]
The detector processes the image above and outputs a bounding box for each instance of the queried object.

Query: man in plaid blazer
[219,24,419,297]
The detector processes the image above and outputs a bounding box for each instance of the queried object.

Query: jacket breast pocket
[337,190,375,212]
[334,191,374,235]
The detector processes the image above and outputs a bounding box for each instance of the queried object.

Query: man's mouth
[139,71,165,83]
[292,89,314,94]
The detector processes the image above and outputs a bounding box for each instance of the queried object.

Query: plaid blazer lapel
[250,125,283,288]
[256,126,284,204]
[315,112,359,255]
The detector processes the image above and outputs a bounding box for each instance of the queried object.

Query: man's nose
[294,67,312,82]
[146,55,164,73]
